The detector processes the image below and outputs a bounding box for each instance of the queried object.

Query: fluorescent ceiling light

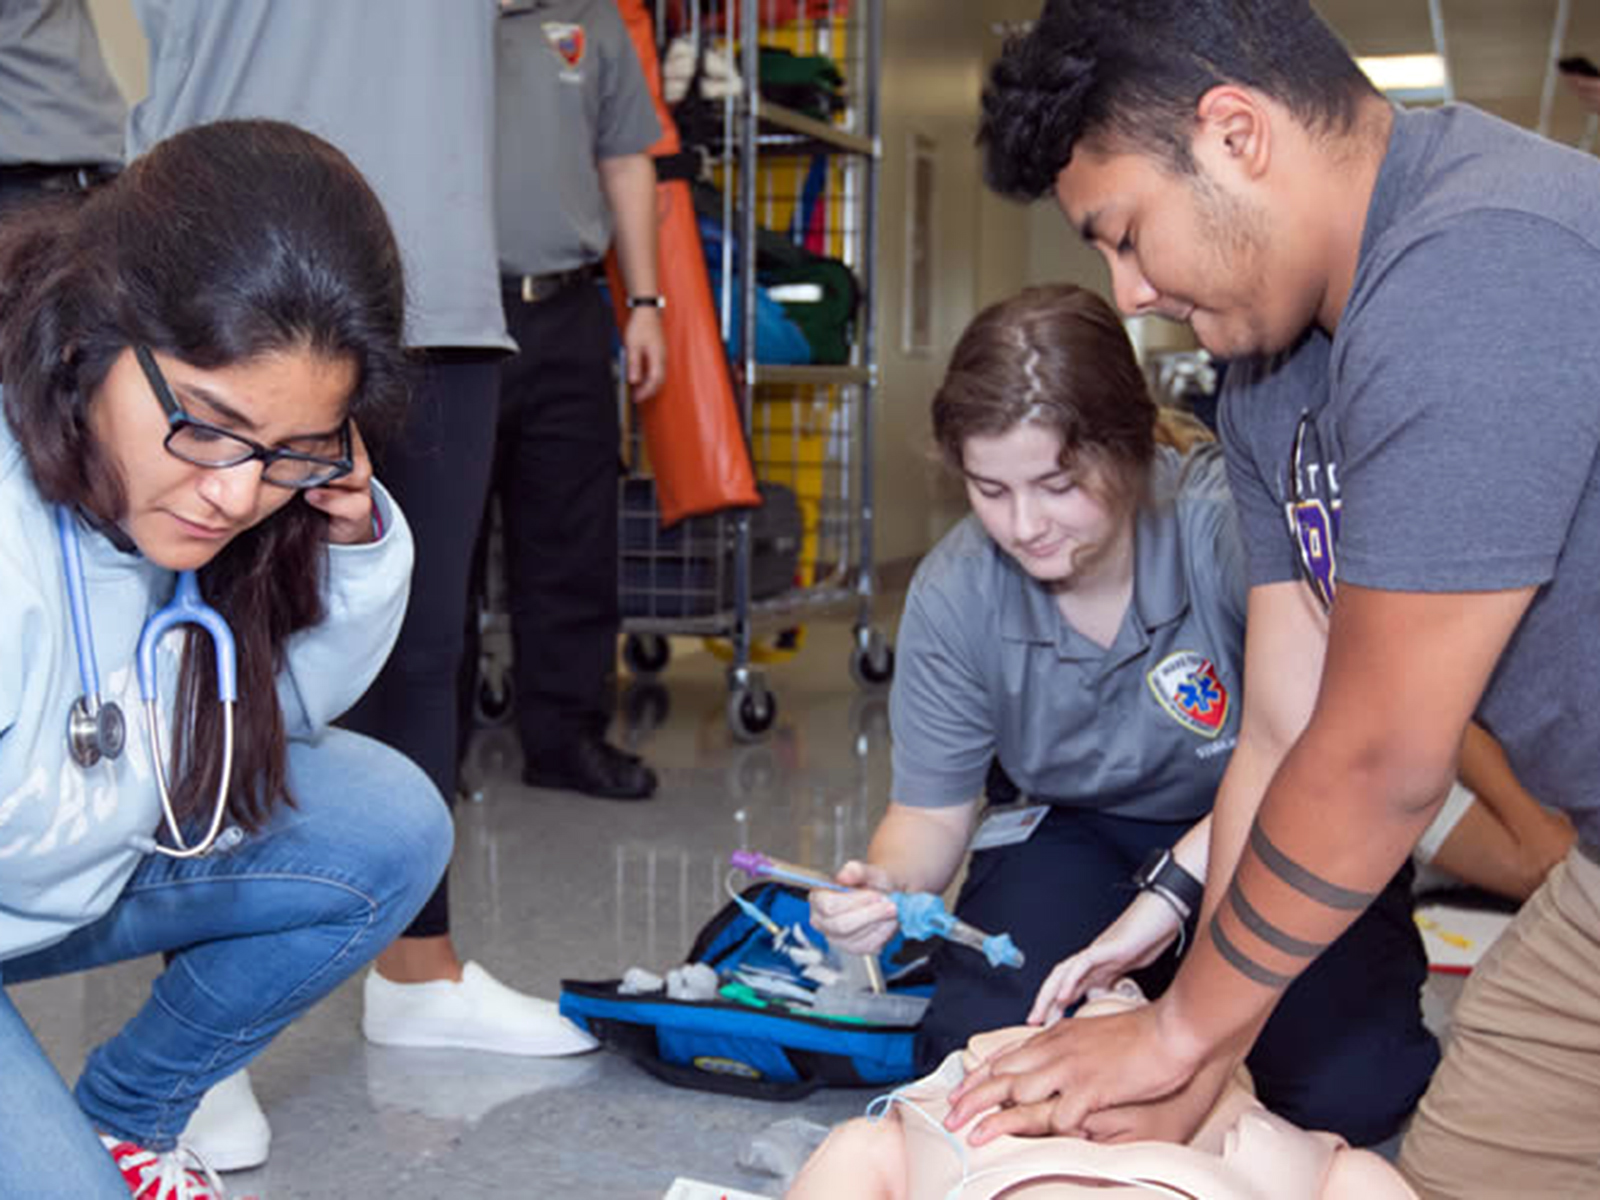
[1357,53,1450,100]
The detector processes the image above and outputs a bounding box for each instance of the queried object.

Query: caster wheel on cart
[473,669,516,729]
[727,686,778,742]
[623,633,671,678]
[849,633,896,690]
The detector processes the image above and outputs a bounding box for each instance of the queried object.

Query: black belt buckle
[504,264,596,304]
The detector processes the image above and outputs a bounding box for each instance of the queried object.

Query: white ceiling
[987,1,1600,152]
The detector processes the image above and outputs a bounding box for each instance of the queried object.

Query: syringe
[730,851,1025,970]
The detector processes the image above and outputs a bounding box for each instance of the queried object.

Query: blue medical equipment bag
[559,882,933,1100]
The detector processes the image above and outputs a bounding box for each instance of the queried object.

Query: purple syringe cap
[730,850,773,875]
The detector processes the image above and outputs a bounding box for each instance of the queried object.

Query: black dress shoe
[523,736,658,800]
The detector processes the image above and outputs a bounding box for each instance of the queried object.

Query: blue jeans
[0,729,453,1198]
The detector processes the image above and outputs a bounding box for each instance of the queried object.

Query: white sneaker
[361,961,599,1057]
[179,1069,271,1172]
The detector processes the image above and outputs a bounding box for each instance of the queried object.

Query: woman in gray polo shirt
[812,285,1439,1147]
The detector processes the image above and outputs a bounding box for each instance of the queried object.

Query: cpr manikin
[784,981,1417,1200]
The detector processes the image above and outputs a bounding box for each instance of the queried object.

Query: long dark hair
[0,119,409,830]
[932,284,1157,518]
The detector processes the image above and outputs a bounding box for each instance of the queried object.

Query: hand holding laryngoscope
[732,851,1025,970]
[58,505,238,859]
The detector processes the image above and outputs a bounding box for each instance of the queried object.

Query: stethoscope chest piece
[56,505,238,858]
[67,695,126,768]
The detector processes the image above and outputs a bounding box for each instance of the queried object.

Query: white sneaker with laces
[99,1133,226,1199]
[361,961,599,1056]
[179,1069,271,1172]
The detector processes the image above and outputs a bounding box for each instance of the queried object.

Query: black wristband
[1133,847,1204,920]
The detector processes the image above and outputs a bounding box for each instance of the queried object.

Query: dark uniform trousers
[0,163,118,220]
[344,350,503,940]
[916,803,1441,1148]
[493,278,622,758]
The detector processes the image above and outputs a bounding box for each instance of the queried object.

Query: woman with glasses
[809,285,1438,1148]
[0,119,452,1198]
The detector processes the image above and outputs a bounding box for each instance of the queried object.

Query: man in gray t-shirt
[0,0,124,217]
[951,4,1600,1196]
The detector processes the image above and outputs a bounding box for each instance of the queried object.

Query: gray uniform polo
[891,444,1247,821]
[126,0,512,353]
[495,0,660,277]
[0,0,125,169]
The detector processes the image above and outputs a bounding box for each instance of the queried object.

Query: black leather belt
[0,162,119,192]
[500,264,601,304]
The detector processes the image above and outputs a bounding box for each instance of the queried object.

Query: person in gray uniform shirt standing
[489,0,665,800]
[810,285,1439,1149]
[0,0,124,219]
[126,0,598,1176]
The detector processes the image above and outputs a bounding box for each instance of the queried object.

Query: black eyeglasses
[134,345,354,490]
[1284,410,1336,612]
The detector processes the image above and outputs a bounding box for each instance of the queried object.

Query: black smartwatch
[625,294,666,310]
[1133,847,1204,922]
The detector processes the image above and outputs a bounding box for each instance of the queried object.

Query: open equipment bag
[559,882,933,1100]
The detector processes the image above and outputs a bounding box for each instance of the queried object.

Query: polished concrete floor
[13,600,1466,1199]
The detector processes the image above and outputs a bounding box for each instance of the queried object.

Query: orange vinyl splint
[608,0,760,526]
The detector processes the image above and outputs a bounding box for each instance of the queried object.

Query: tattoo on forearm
[1209,916,1295,990]
[1227,882,1329,958]
[1248,824,1378,911]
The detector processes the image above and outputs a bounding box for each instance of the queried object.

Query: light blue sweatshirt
[0,421,414,963]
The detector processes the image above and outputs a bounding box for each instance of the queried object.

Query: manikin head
[979,0,1391,358]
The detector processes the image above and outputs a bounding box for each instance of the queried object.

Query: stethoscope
[56,506,238,858]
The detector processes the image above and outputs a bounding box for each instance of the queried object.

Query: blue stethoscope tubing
[56,506,238,858]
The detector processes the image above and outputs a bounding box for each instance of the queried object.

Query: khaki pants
[1400,843,1600,1199]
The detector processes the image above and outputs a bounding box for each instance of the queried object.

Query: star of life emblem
[1146,651,1229,738]
[543,22,587,69]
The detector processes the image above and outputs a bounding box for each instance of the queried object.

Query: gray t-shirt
[891,444,1247,821]
[126,0,512,352]
[495,0,660,276]
[1219,103,1600,848]
[0,0,125,168]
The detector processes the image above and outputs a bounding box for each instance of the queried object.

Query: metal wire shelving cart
[621,0,892,741]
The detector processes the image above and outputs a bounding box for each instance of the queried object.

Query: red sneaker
[99,1134,226,1199]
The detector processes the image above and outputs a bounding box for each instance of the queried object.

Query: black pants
[916,804,1440,1147]
[0,166,116,221]
[343,350,502,940]
[489,281,622,758]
